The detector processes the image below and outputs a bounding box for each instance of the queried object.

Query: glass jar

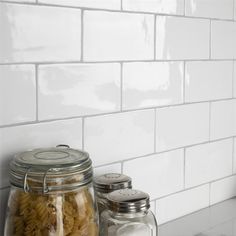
[4,145,99,236]
[93,173,132,214]
[100,189,157,236]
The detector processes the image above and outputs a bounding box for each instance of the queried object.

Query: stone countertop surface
[159,198,236,236]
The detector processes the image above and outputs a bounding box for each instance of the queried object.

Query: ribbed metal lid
[107,189,150,213]
[94,173,132,194]
[9,145,93,194]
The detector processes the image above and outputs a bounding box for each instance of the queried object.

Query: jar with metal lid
[4,145,99,236]
[100,189,157,236]
[93,173,132,214]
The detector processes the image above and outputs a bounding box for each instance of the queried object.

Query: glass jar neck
[108,209,149,219]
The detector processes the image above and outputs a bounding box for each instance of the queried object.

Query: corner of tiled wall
[0,0,236,232]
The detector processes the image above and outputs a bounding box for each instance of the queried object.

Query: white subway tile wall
[0,0,235,229]
[156,103,209,152]
[156,16,210,60]
[185,139,233,188]
[185,0,234,19]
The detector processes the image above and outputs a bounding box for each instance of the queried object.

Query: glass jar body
[4,184,99,236]
[100,210,157,236]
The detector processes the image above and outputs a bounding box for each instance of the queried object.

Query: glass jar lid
[94,173,132,194]
[107,189,150,213]
[9,145,93,194]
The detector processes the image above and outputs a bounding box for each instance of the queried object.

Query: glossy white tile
[210,100,236,140]
[0,65,36,126]
[156,16,210,60]
[83,11,154,61]
[0,119,82,188]
[123,149,184,199]
[39,0,121,9]
[38,63,120,120]
[185,139,233,188]
[122,0,184,14]
[0,188,9,235]
[93,163,122,177]
[185,0,234,19]
[1,0,35,2]
[211,21,236,59]
[84,110,155,166]
[185,61,233,102]
[210,176,236,205]
[156,184,209,224]
[0,3,81,63]
[123,62,184,110]
[156,103,209,152]
[150,201,156,216]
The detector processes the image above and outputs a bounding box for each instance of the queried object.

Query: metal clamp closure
[23,168,31,193]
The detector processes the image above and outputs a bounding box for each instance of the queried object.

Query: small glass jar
[93,173,132,214]
[4,145,99,236]
[100,189,157,236]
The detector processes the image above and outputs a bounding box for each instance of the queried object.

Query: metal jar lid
[94,173,132,194]
[9,145,93,194]
[107,189,150,213]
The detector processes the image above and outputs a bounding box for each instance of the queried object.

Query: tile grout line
[120,0,123,11]
[1,59,235,66]
[120,62,123,111]
[154,14,157,60]
[232,137,235,174]
[81,10,84,62]
[154,109,157,153]
[183,61,186,103]
[0,0,235,22]
[208,102,212,141]
[183,148,186,189]
[209,20,212,59]
[1,97,235,129]
[35,64,39,121]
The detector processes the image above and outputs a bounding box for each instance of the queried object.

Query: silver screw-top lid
[94,173,132,194]
[107,189,150,213]
[9,145,93,194]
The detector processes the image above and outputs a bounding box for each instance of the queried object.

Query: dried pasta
[6,187,98,236]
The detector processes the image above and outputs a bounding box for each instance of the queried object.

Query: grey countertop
[159,198,236,236]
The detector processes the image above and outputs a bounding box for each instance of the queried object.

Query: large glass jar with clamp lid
[100,189,157,236]
[4,145,99,236]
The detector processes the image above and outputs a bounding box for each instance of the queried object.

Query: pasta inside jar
[4,146,99,236]
[5,185,98,236]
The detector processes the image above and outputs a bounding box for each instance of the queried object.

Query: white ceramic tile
[185,61,233,102]
[156,184,209,224]
[84,110,155,166]
[0,4,81,63]
[123,149,184,199]
[185,139,233,188]
[234,62,236,98]
[156,16,210,60]
[211,21,236,59]
[39,0,120,9]
[93,163,122,177]
[0,65,36,126]
[235,0,236,20]
[210,176,236,205]
[84,11,154,61]
[210,100,236,140]
[122,0,184,14]
[0,188,9,235]
[185,0,234,19]
[0,0,35,2]
[38,63,120,120]
[0,119,82,188]
[123,62,184,110]
[156,103,209,152]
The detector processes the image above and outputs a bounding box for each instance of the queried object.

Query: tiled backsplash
[0,0,236,232]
